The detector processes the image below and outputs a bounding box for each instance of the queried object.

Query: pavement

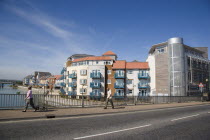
[0,101,210,121]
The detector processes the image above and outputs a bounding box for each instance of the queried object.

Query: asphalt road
[1,104,210,140]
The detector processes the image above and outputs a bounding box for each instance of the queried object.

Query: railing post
[82,94,84,108]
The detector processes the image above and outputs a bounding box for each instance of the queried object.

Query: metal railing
[0,94,203,109]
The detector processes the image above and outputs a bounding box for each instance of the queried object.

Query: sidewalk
[0,102,209,121]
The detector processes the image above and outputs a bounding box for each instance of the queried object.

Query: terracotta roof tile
[102,51,116,56]
[126,62,149,69]
[54,75,63,80]
[73,56,113,62]
[112,60,126,69]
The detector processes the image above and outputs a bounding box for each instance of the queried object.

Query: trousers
[104,98,114,108]
[25,98,37,110]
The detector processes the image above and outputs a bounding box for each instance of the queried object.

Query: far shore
[18,85,60,95]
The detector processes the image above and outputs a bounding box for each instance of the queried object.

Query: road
[0,104,210,140]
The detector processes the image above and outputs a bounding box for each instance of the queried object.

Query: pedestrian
[22,86,38,112]
[104,88,114,109]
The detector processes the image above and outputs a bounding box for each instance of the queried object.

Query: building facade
[147,37,209,96]
[61,51,150,97]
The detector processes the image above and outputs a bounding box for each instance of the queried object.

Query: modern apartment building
[147,37,209,96]
[61,51,150,97]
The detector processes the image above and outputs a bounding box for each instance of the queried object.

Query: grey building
[147,37,209,96]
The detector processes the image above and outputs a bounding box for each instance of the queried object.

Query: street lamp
[81,84,85,108]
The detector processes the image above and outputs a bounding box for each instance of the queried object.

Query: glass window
[80,70,87,75]
[128,90,133,94]
[128,70,133,74]
[80,79,87,85]
[107,79,111,84]
[127,79,133,84]
[107,70,111,74]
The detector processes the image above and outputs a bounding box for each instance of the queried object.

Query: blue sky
[0,0,210,80]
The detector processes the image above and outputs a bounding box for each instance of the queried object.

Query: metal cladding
[168,37,183,44]
[168,37,186,96]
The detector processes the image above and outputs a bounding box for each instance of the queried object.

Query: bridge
[0,79,22,88]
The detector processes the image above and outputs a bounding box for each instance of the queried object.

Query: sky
[0,0,210,80]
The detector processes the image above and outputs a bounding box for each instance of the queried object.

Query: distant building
[39,76,51,87]
[23,75,33,86]
[54,75,63,88]
[34,71,51,85]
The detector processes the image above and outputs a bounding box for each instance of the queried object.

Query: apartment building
[147,37,209,96]
[61,51,150,97]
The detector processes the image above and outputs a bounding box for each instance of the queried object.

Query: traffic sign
[199,83,204,87]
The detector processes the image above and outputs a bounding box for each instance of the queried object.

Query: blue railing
[68,91,77,96]
[68,82,77,87]
[60,82,66,87]
[69,73,77,78]
[138,73,150,79]
[90,72,101,78]
[90,92,101,99]
[61,68,66,74]
[113,93,124,98]
[114,83,124,89]
[138,83,150,89]
[60,88,66,94]
[90,82,101,88]
[114,73,125,78]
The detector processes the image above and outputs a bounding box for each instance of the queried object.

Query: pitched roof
[112,60,126,69]
[39,76,50,80]
[54,75,63,80]
[126,62,149,69]
[102,51,117,56]
[73,56,113,62]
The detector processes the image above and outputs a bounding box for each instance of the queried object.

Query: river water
[0,84,45,109]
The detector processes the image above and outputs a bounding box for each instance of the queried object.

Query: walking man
[104,88,114,109]
[22,86,38,112]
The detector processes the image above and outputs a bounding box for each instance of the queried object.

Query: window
[80,79,87,85]
[80,69,87,75]
[87,61,89,65]
[128,90,133,94]
[128,70,133,74]
[127,79,133,84]
[107,70,111,75]
[107,79,111,84]
[96,61,99,64]
[80,88,86,93]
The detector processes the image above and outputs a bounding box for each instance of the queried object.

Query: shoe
[22,110,26,112]
[112,107,114,109]
[104,107,107,109]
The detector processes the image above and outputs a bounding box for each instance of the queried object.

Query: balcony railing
[90,92,101,99]
[69,73,77,78]
[114,73,125,78]
[138,73,150,79]
[90,72,101,78]
[114,92,124,98]
[138,83,150,89]
[60,83,66,87]
[61,68,66,75]
[114,83,124,89]
[68,82,77,87]
[90,82,101,88]
[68,91,77,96]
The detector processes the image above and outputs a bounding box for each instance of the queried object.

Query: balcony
[68,91,77,96]
[138,73,150,79]
[138,83,150,89]
[60,82,66,87]
[69,73,77,78]
[90,82,101,88]
[114,92,124,98]
[114,83,124,89]
[68,82,77,87]
[114,73,125,79]
[90,72,101,78]
[90,92,101,99]
[61,68,66,75]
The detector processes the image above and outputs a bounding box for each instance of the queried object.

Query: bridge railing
[0,94,203,109]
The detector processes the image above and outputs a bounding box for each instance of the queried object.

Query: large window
[107,79,111,84]
[107,70,111,75]
[80,79,87,85]
[80,69,87,75]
